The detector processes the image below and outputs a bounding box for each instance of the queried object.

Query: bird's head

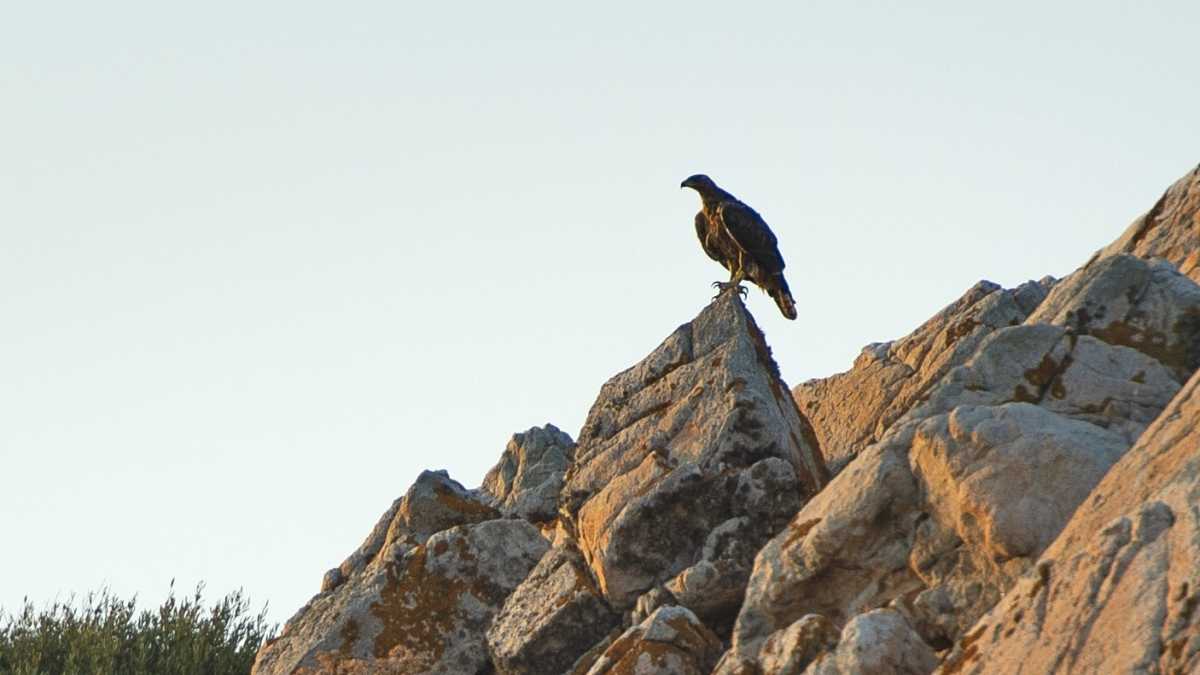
[680,174,717,193]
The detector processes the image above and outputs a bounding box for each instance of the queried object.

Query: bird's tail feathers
[769,276,798,320]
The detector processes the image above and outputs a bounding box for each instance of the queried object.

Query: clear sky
[2,1,1197,625]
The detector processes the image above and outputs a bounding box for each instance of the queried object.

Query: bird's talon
[710,281,748,299]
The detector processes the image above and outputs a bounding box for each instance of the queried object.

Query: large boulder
[560,291,827,623]
[573,606,723,675]
[487,543,620,675]
[936,368,1200,674]
[1026,253,1200,380]
[802,609,938,675]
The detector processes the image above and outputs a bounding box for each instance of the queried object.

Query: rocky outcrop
[793,278,1054,473]
[937,368,1200,674]
[256,164,1200,675]
[256,290,826,674]
[725,165,1200,673]
[722,317,1190,671]
[254,519,546,675]
[1026,253,1200,381]
[559,291,826,623]
[253,471,531,675]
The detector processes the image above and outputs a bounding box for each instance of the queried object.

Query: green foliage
[0,582,276,675]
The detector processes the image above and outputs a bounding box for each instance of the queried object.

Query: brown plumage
[681,174,797,320]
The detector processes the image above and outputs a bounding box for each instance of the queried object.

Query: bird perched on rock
[681,174,797,319]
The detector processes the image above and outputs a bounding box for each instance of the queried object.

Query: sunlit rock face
[936,368,1200,675]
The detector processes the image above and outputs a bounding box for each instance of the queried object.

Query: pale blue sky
[2,2,1197,624]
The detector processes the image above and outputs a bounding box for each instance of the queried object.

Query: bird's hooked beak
[680,179,691,189]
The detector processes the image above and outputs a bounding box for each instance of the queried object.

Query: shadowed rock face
[255,164,1200,675]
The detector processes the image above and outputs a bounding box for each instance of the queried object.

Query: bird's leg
[711,267,749,299]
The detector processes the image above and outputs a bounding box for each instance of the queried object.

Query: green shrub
[0,582,276,675]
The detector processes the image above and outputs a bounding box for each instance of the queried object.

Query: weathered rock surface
[320,470,498,594]
[937,368,1200,674]
[252,473,533,675]
[487,543,619,675]
[560,291,827,621]
[802,609,939,675]
[754,614,840,674]
[574,606,723,675]
[793,278,1054,473]
[1097,163,1200,283]
[480,424,575,522]
[253,519,546,675]
[723,322,1187,670]
[1027,253,1200,380]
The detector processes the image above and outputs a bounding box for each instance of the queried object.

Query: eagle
[681,174,797,320]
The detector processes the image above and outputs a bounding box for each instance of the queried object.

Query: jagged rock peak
[558,291,827,612]
[489,292,829,670]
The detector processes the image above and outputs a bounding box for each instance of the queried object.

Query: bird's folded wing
[717,201,785,271]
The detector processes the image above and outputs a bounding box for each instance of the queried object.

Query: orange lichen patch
[944,318,981,347]
[1012,384,1037,404]
[1011,348,1074,404]
[783,518,822,550]
[367,544,487,665]
[1090,308,1200,376]
[433,484,499,520]
[663,613,721,654]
